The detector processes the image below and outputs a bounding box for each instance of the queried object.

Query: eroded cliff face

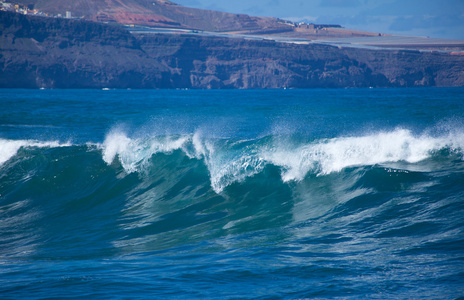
[138,35,392,89]
[0,11,171,88]
[1,11,463,89]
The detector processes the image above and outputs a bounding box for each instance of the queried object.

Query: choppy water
[1,88,464,299]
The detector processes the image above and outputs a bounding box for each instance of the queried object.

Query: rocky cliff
[1,11,463,89]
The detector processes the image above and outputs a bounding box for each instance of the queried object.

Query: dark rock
[1,11,463,89]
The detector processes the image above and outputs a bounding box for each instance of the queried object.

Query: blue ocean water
[1,88,463,299]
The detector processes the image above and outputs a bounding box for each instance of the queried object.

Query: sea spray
[98,127,464,193]
[0,138,72,166]
[264,128,464,181]
[101,129,190,173]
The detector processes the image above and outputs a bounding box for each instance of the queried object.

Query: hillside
[1,11,463,89]
[5,0,293,32]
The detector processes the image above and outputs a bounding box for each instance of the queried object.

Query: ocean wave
[0,138,72,165]
[1,126,464,264]
[101,129,190,173]
[264,128,464,182]
[99,127,464,192]
[1,127,463,193]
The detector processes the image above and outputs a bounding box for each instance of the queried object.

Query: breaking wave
[1,126,463,194]
[95,127,464,192]
[0,139,72,165]
[1,124,464,299]
[1,125,463,258]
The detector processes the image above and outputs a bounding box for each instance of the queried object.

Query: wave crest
[4,127,459,193]
[0,138,72,165]
[265,128,464,181]
[101,130,191,173]
[99,127,464,193]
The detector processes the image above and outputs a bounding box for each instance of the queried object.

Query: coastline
[1,11,464,89]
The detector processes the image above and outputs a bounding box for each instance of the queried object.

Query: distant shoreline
[1,11,463,89]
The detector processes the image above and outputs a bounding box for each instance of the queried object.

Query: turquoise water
[1,88,464,299]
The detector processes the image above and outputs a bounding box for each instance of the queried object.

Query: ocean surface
[1,88,463,299]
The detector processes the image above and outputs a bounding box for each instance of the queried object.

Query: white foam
[100,129,267,193]
[208,152,266,192]
[0,138,72,166]
[190,132,268,192]
[101,129,190,173]
[191,131,210,160]
[263,128,464,182]
[100,127,464,193]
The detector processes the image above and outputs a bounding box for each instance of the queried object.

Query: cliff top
[4,0,293,32]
